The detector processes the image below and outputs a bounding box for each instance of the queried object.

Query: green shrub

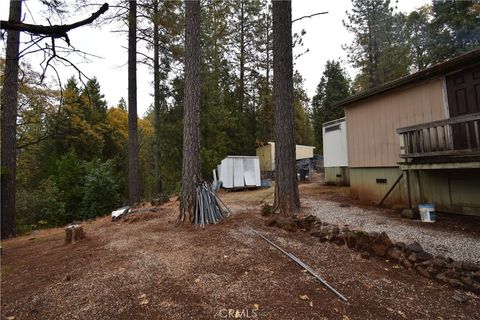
[37,178,67,226]
[82,159,121,219]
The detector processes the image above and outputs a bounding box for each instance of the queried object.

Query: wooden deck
[397,113,480,163]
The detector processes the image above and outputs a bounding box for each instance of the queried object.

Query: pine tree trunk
[1,0,22,239]
[178,0,201,224]
[128,0,141,205]
[239,0,245,112]
[263,8,272,142]
[153,0,162,196]
[272,0,300,216]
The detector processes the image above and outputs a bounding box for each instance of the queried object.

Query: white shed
[322,118,349,185]
[217,156,261,189]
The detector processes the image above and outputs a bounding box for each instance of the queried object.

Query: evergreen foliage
[343,0,480,91]
[311,61,350,152]
[7,0,480,232]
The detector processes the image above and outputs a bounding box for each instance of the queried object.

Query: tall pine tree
[343,0,409,90]
[179,0,201,224]
[311,60,350,152]
[272,0,300,216]
[1,0,22,238]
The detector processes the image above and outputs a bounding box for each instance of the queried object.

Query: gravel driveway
[303,198,480,264]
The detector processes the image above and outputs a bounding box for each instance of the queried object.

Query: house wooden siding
[345,78,447,168]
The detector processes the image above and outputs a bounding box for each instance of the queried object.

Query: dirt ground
[2,181,480,320]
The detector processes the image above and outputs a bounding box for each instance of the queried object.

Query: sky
[1,0,430,117]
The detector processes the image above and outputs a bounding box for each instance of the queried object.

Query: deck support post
[415,170,424,203]
[403,170,412,208]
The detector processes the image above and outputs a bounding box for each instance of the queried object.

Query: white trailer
[323,118,349,185]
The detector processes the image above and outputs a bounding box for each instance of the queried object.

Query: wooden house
[334,49,480,215]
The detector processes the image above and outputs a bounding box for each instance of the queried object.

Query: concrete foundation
[349,167,480,216]
[324,167,350,186]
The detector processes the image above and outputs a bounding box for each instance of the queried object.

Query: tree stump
[65,225,85,244]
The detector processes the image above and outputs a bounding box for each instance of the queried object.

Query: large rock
[326,225,340,241]
[452,261,463,271]
[461,274,474,287]
[310,229,328,239]
[474,271,480,282]
[345,232,356,249]
[406,242,423,253]
[387,247,402,261]
[408,251,433,263]
[432,257,448,269]
[297,215,317,231]
[401,258,413,270]
[448,279,463,289]
[444,269,461,280]
[426,266,441,276]
[275,217,298,232]
[350,231,372,252]
[416,266,433,278]
[360,251,371,259]
[370,232,393,257]
[332,234,346,246]
[473,282,480,294]
[453,292,467,304]
[330,225,340,236]
[394,242,406,250]
[436,272,449,283]
[461,261,480,272]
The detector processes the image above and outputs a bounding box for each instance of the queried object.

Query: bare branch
[16,132,50,149]
[1,3,109,44]
[292,11,328,23]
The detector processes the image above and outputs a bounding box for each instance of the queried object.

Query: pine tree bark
[239,0,245,112]
[128,0,141,205]
[1,0,22,239]
[262,7,272,142]
[153,0,162,196]
[272,0,300,216]
[178,0,201,224]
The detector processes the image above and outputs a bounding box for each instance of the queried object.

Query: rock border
[262,208,480,294]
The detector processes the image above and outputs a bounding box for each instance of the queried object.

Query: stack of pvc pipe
[194,182,230,228]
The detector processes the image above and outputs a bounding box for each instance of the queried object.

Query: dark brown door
[446,65,480,149]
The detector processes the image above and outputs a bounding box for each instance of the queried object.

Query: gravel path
[303,198,480,264]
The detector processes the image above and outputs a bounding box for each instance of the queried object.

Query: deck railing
[397,112,480,158]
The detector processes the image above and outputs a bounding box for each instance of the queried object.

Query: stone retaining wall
[262,208,480,294]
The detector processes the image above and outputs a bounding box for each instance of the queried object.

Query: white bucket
[419,204,436,223]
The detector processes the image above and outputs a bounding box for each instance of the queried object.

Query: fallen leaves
[299,294,309,300]
[386,308,407,318]
[138,293,149,306]
[397,310,407,319]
